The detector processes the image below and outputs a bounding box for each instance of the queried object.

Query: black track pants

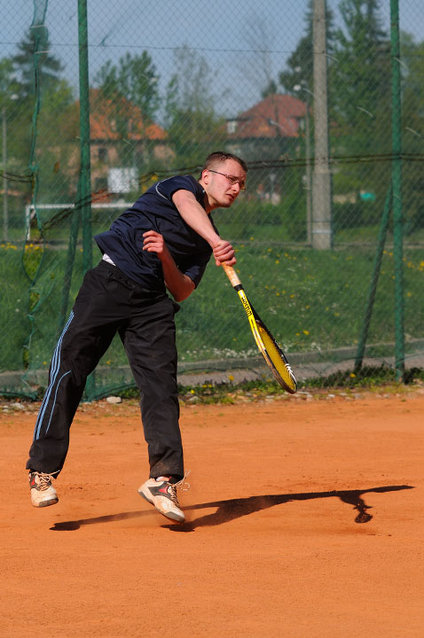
[26,260,184,480]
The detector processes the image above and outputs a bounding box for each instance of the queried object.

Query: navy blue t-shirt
[95,175,216,291]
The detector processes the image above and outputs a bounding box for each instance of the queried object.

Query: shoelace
[33,472,57,490]
[167,484,179,504]
[37,473,54,490]
[174,470,191,493]
[167,471,191,505]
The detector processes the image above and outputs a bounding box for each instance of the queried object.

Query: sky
[0,0,422,118]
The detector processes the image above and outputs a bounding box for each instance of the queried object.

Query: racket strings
[257,324,297,392]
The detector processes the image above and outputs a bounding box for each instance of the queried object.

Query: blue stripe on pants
[33,311,74,440]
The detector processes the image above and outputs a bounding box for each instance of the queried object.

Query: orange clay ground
[1,386,423,637]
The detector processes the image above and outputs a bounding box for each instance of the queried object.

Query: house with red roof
[225,94,307,202]
[226,94,307,158]
[87,89,173,195]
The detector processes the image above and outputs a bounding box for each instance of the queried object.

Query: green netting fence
[0,0,423,399]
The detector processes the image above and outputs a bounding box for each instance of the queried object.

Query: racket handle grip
[222,263,241,288]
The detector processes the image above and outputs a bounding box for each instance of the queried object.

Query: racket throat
[237,290,254,318]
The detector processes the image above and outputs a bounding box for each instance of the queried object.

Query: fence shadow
[50,484,413,532]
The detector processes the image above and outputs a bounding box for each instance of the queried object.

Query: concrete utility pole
[312,0,332,249]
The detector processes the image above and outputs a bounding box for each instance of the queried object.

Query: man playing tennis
[26,151,247,523]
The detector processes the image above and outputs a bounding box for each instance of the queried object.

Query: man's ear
[201,168,210,186]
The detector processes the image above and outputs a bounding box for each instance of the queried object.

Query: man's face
[202,159,246,209]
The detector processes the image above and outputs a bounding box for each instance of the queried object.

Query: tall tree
[278,0,334,97]
[2,29,75,207]
[399,33,424,233]
[93,52,161,172]
[332,0,388,124]
[35,80,78,203]
[11,26,64,99]
[94,52,160,123]
[0,58,28,223]
[0,58,18,101]
[331,0,391,206]
[164,45,225,167]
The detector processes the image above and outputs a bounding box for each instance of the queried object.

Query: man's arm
[142,230,195,302]
[172,190,236,266]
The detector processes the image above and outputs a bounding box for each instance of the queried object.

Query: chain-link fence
[0,0,423,399]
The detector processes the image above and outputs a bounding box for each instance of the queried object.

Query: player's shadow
[50,484,413,532]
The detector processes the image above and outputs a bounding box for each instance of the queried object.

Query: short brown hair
[201,151,248,175]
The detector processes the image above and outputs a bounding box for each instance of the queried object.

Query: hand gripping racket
[222,264,297,394]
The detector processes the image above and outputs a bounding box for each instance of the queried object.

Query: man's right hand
[212,239,236,266]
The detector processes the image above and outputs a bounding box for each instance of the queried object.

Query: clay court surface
[1,387,423,637]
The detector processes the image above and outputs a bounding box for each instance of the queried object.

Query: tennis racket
[222,264,297,394]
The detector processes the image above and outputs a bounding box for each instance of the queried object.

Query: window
[98,147,108,162]
[227,120,237,134]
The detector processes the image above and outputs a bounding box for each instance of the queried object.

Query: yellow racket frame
[223,265,297,394]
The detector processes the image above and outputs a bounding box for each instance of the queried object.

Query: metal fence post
[390,0,405,382]
[78,0,94,398]
[354,185,392,373]
[77,0,92,276]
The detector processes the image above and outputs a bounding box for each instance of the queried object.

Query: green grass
[0,238,423,398]
[178,368,424,403]
[99,365,424,406]
[176,244,424,362]
[0,241,85,370]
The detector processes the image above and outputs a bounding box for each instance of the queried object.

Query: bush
[333,200,381,231]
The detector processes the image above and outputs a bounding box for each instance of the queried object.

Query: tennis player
[26,151,247,523]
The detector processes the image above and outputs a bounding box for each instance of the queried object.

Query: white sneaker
[138,477,185,523]
[29,472,59,508]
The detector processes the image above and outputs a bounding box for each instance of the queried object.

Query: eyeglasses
[208,169,246,191]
